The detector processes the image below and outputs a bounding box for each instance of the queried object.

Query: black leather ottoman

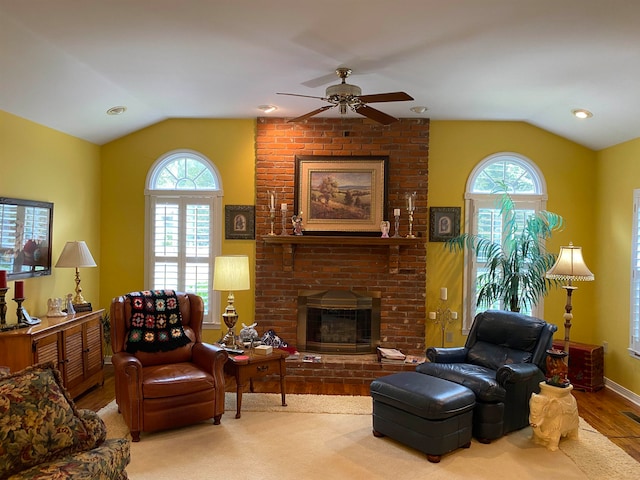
[370,372,475,462]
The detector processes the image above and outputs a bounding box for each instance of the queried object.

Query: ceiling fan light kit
[278,67,414,125]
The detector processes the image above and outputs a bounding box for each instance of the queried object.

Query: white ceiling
[1,0,639,150]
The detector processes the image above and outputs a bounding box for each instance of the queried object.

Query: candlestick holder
[280,209,289,236]
[267,190,278,236]
[0,287,8,325]
[428,300,458,347]
[393,212,400,238]
[13,297,26,323]
[405,192,416,238]
[268,207,276,236]
[407,211,416,238]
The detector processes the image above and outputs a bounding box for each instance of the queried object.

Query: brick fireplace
[254,117,429,368]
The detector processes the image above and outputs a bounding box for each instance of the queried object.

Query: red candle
[0,270,6,289]
[14,281,24,299]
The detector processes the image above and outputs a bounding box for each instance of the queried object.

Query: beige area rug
[98,393,640,480]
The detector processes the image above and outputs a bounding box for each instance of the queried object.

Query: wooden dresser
[0,309,104,398]
[553,340,604,392]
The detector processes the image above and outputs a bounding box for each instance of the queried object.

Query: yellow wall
[595,137,640,393]
[428,121,598,348]
[0,110,101,318]
[99,118,256,343]
[4,108,638,397]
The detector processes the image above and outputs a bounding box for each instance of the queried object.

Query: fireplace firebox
[297,290,381,354]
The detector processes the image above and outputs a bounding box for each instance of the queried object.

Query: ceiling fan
[277,67,414,125]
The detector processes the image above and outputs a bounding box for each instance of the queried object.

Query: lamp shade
[546,243,594,281]
[55,241,97,268]
[213,255,250,291]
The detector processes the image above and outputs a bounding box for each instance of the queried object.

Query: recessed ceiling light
[258,105,278,113]
[106,106,127,116]
[572,109,593,119]
[410,106,428,114]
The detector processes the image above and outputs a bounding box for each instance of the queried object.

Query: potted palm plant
[446,191,564,313]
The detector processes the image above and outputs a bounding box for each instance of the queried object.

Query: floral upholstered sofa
[0,362,130,479]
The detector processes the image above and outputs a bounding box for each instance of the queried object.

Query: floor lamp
[213,255,250,349]
[545,243,595,354]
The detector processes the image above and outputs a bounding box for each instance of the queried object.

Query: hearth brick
[275,355,418,386]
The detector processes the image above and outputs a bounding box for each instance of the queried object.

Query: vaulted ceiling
[1,0,639,150]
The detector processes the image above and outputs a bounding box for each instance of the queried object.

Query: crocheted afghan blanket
[125,289,191,353]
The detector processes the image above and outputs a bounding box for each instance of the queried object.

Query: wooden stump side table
[224,348,288,419]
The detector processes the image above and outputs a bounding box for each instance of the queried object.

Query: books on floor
[303,355,322,363]
[403,354,426,365]
[377,347,406,363]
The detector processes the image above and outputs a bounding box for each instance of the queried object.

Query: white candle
[408,196,413,211]
[394,208,400,216]
[270,193,275,209]
[440,287,448,301]
[451,311,458,320]
[281,203,287,211]
[428,311,437,320]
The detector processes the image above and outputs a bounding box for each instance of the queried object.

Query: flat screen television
[0,197,54,280]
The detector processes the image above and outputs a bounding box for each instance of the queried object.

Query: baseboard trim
[604,376,640,408]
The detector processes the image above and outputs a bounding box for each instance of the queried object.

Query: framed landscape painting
[294,155,389,235]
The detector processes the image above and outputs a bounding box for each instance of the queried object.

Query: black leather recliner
[416,310,557,442]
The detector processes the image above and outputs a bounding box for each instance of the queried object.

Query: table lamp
[213,255,250,348]
[55,241,97,308]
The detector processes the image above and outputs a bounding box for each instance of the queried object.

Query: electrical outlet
[446,332,454,343]
[603,341,608,354]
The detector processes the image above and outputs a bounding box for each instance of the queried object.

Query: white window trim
[461,153,548,333]
[629,189,640,359]
[144,151,224,328]
[466,152,547,195]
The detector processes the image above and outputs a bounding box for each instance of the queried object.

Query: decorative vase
[545,348,570,387]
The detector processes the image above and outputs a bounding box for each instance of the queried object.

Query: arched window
[462,153,547,330]
[145,150,223,326]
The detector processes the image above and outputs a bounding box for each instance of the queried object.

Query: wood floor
[77,365,640,463]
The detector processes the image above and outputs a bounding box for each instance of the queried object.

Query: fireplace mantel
[263,235,423,273]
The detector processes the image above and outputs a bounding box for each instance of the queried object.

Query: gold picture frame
[294,155,389,235]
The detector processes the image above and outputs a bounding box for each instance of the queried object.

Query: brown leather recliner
[110,292,228,441]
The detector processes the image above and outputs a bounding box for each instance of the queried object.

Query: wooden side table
[224,348,288,419]
[552,340,604,391]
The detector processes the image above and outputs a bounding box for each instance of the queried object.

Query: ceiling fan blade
[357,92,414,103]
[287,105,335,123]
[301,73,340,88]
[277,92,327,100]
[354,105,399,125]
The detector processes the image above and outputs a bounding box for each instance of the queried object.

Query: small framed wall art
[429,207,461,242]
[225,205,255,240]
